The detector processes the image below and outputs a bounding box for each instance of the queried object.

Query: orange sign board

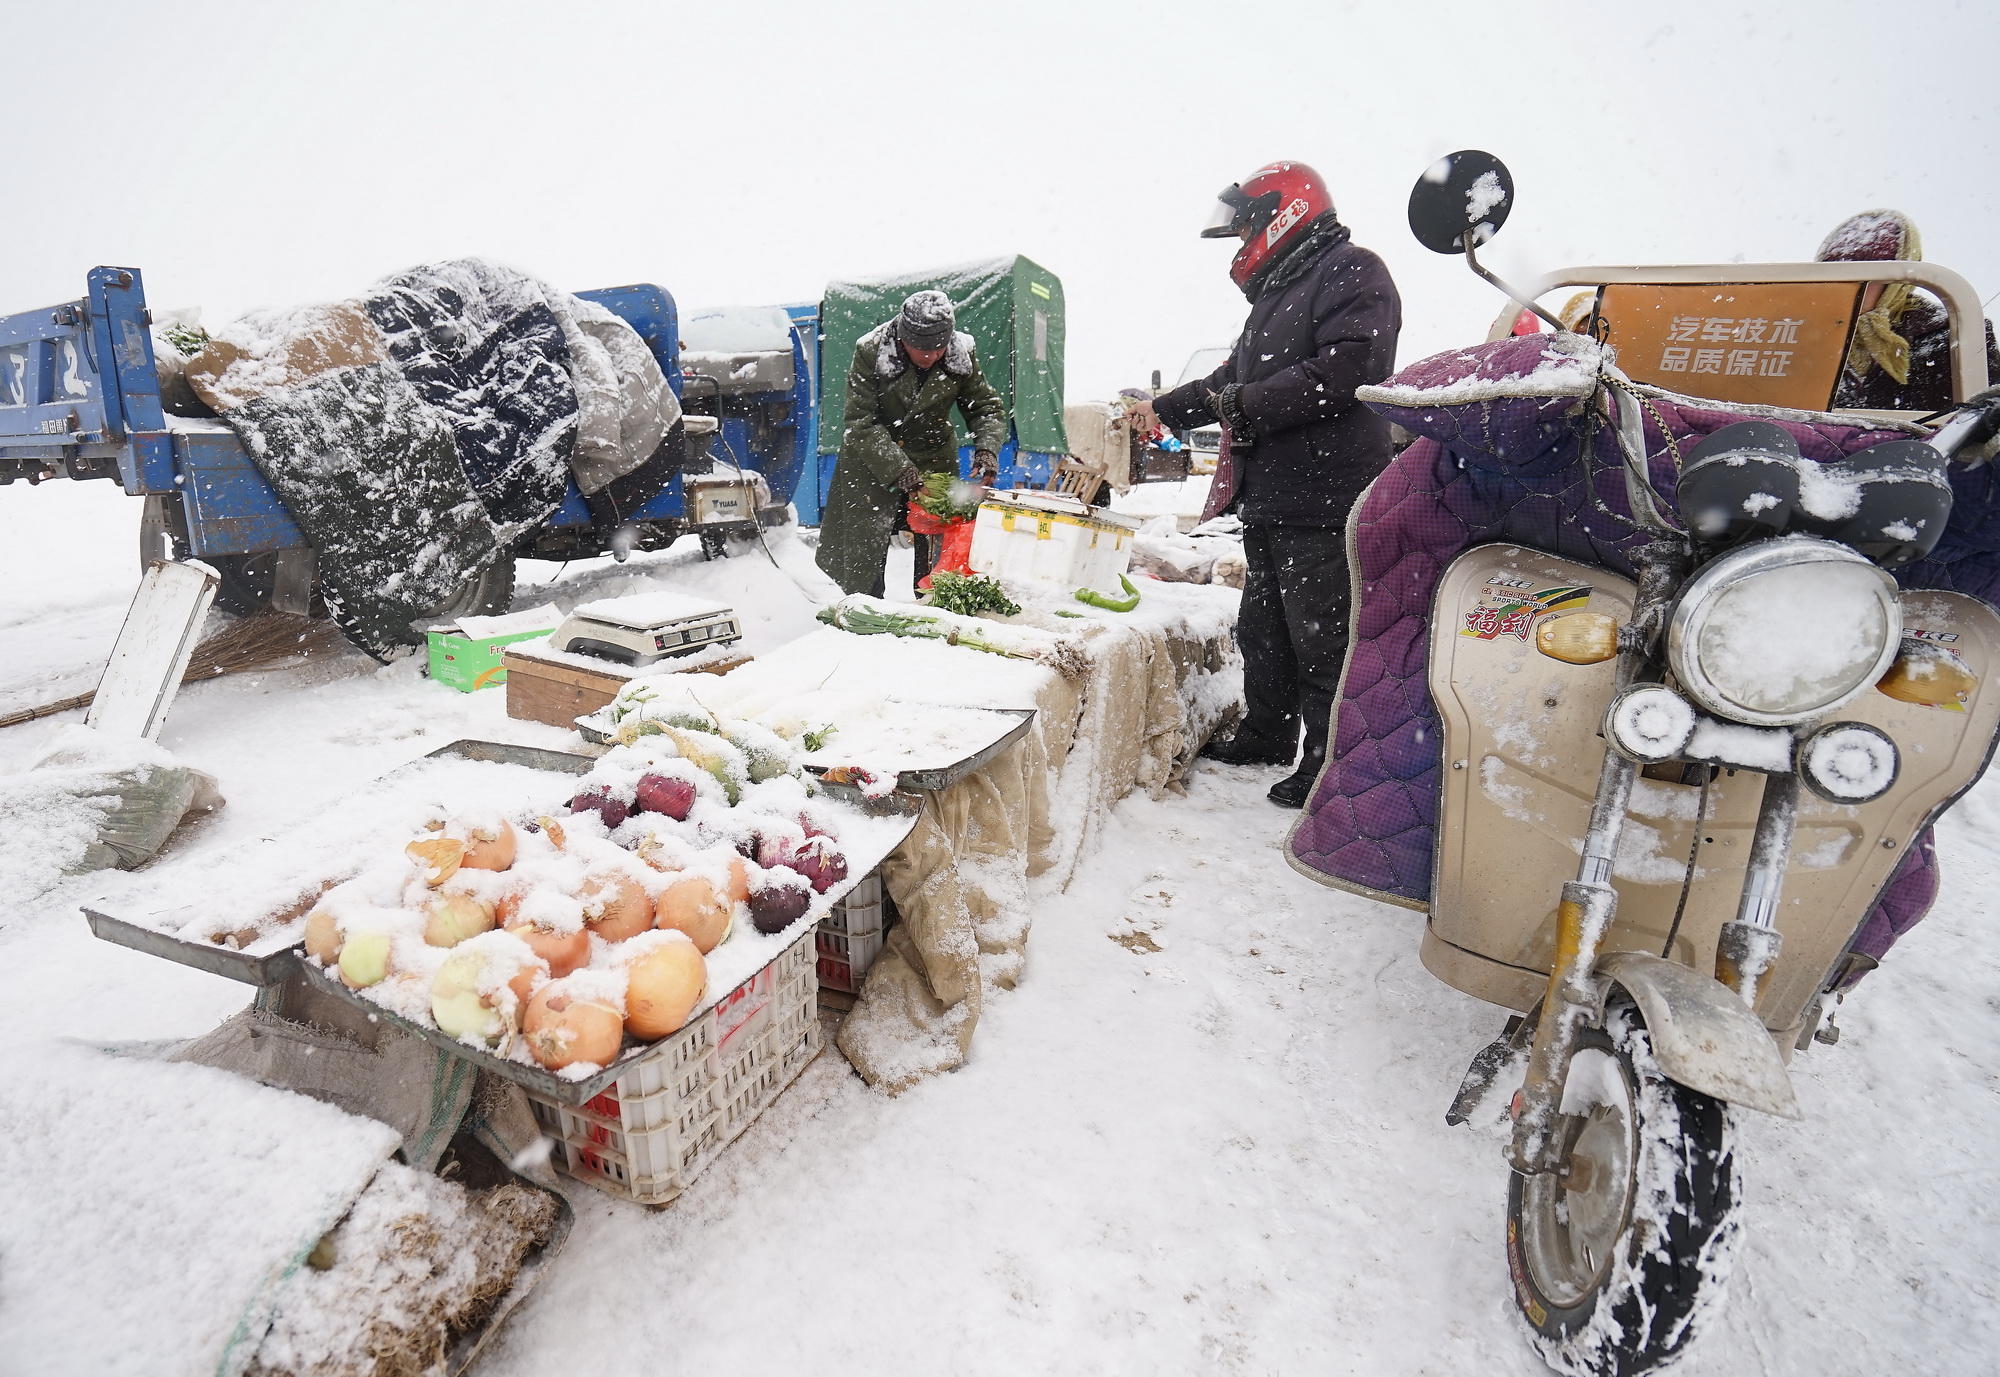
[1595,283,1863,412]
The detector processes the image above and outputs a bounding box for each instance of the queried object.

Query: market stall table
[84,739,921,1207]
[662,578,1242,1089]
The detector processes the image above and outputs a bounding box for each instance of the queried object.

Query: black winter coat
[1155,224,1401,526]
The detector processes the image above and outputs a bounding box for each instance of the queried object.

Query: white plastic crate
[526,929,820,1205]
[968,490,1139,597]
[815,926,884,995]
[819,872,883,936]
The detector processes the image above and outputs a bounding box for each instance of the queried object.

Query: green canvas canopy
[819,255,1067,455]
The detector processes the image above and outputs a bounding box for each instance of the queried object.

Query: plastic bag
[21,725,223,878]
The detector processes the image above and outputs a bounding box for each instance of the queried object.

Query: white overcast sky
[8,0,1996,400]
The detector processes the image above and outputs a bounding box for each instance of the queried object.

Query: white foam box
[968,490,1140,597]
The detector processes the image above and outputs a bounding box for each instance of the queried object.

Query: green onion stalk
[816,596,1087,679]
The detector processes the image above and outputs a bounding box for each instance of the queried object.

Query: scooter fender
[1593,952,1803,1121]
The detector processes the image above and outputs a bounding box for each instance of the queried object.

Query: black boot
[1200,732,1295,767]
[1266,745,1325,809]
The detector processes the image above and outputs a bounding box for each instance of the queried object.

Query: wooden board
[87,560,219,741]
[501,647,751,729]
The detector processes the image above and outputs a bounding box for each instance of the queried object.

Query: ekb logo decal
[1265,197,1311,247]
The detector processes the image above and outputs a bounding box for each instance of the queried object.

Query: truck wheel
[325,552,518,662]
[421,551,517,623]
[138,494,272,615]
[1504,1003,1741,1376]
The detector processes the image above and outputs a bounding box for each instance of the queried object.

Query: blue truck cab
[0,266,805,618]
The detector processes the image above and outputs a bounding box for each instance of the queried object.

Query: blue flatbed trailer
[0,267,804,618]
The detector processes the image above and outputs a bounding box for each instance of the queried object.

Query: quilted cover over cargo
[1285,332,2000,969]
[193,259,677,658]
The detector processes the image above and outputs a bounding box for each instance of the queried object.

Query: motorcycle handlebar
[1930,387,2000,464]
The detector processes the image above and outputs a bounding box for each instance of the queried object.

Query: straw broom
[0,613,347,730]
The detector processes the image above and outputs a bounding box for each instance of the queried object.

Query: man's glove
[971,449,999,481]
[895,463,925,496]
[1210,383,1256,446]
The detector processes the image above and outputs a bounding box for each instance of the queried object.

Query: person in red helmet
[1132,161,1401,808]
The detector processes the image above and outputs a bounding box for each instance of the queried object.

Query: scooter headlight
[1667,538,1901,728]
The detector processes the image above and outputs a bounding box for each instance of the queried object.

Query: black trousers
[1235,523,1351,768]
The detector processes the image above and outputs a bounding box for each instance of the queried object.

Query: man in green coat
[816,290,1009,597]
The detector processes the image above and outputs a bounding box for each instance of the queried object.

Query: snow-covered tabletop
[713,580,1242,1090]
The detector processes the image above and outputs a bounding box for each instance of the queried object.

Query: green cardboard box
[425,622,562,692]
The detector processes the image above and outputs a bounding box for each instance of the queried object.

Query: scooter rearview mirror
[1410,152,1565,333]
[1408,150,1514,255]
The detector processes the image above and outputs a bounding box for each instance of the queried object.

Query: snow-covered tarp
[0,1042,399,1377]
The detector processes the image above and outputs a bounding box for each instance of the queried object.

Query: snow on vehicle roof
[825,256,1019,297]
[678,305,798,356]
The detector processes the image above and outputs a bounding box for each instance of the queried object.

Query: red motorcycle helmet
[1200,161,1334,291]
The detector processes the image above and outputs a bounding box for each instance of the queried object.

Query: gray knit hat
[898,290,956,350]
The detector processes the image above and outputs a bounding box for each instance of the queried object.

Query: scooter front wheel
[1504,1002,1741,1377]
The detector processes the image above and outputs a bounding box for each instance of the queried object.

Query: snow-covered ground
[3,477,1998,1375]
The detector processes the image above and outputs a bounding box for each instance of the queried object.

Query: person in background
[1817,209,2000,412]
[1132,161,1401,808]
[816,290,1007,597]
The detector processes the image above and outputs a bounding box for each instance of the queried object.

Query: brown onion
[422,893,497,948]
[721,855,754,906]
[506,921,589,979]
[523,987,624,1070]
[461,820,517,871]
[304,907,341,964]
[582,872,653,943]
[654,876,732,954]
[624,941,706,1039]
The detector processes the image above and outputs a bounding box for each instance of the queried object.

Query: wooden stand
[501,642,750,730]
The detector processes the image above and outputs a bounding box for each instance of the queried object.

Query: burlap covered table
[718,582,1239,1090]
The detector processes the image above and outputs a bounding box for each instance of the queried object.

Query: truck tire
[140,494,292,612]
[138,493,274,615]
[325,552,518,663]
[425,551,518,623]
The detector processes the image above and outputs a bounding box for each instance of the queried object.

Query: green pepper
[1074,575,1141,613]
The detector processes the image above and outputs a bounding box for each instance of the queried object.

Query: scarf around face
[1244,215,1352,303]
[1836,216,1924,386]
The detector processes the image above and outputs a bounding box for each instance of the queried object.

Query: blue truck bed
[0,267,803,566]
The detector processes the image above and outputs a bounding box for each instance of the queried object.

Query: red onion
[633,772,697,821]
[788,835,849,895]
[747,871,813,934]
[568,787,629,829]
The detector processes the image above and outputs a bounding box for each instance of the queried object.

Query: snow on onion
[422,892,496,948]
[654,875,733,953]
[522,980,624,1071]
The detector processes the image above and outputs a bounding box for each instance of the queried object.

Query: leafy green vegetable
[913,471,983,522]
[162,323,210,357]
[1074,575,1142,613]
[802,724,838,753]
[925,571,1021,618]
[817,596,1086,676]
